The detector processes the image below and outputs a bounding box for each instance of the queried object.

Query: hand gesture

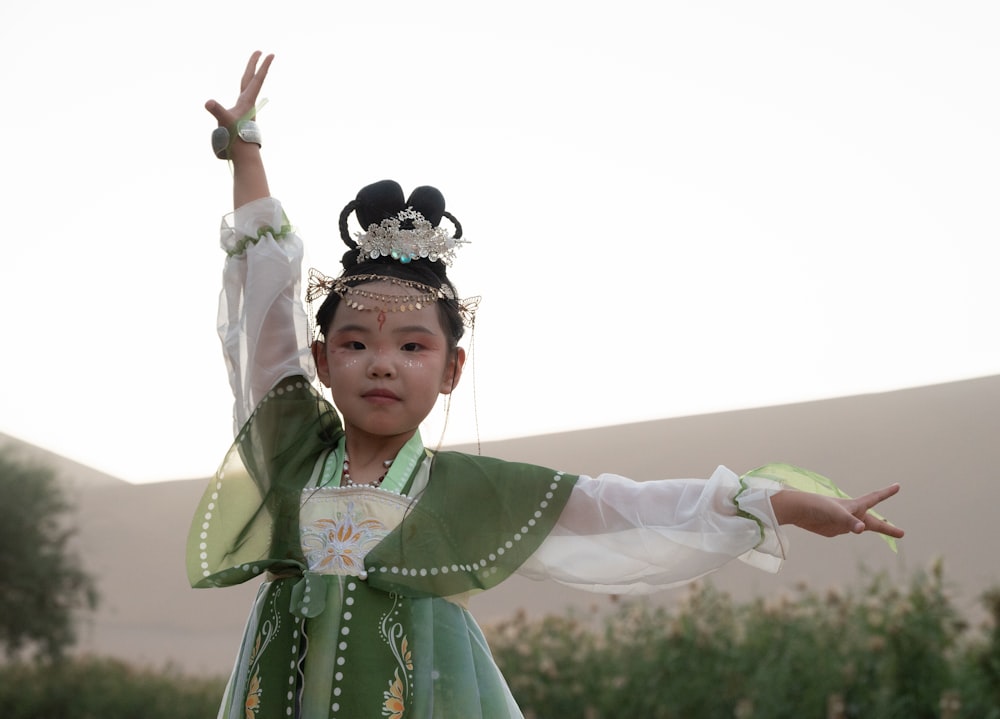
[773,483,905,539]
[205,51,274,129]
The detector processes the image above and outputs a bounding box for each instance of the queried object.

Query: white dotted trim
[329,582,358,718]
[200,379,315,579]
[366,472,567,580]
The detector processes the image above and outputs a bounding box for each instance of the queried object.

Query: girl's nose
[367,352,396,378]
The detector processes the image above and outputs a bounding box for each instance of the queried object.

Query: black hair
[315,180,465,348]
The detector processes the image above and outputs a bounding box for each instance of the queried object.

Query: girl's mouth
[363,389,401,403]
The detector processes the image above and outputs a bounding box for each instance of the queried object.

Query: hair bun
[353,180,447,230]
[405,186,446,227]
[354,180,407,229]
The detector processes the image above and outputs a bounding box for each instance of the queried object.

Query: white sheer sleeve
[518,466,789,595]
[217,197,314,433]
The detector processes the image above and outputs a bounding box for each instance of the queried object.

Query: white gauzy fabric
[218,197,314,432]
[519,467,788,594]
[218,197,790,598]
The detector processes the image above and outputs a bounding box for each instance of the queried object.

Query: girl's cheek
[400,357,425,370]
[331,355,363,370]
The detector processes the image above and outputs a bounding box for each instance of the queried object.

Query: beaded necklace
[341,452,394,488]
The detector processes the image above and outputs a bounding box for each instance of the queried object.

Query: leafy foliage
[0,449,98,660]
[486,562,999,719]
[0,563,996,718]
[0,657,225,719]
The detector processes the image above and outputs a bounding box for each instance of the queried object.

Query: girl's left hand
[772,484,904,539]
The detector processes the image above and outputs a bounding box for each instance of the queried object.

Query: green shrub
[0,656,225,719]
[2,564,997,718]
[486,563,999,719]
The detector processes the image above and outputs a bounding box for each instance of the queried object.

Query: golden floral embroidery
[382,670,406,719]
[400,636,413,671]
[243,585,284,719]
[245,670,262,719]
[380,595,412,716]
[301,501,388,573]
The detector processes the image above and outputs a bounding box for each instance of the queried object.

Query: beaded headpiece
[306,271,479,329]
[355,208,466,266]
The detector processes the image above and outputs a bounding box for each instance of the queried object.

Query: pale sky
[1,1,997,484]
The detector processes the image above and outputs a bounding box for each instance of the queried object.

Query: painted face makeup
[315,281,464,445]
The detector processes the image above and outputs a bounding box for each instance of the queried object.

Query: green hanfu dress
[188,197,798,719]
[188,374,578,719]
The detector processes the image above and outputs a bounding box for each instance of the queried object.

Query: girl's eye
[401,342,421,352]
[345,341,366,350]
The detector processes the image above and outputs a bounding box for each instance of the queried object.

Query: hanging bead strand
[341,452,394,488]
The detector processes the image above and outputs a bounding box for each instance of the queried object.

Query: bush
[2,564,997,718]
[0,656,225,719]
[485,563,999,719]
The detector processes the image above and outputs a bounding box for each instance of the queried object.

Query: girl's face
[312,281,465,444]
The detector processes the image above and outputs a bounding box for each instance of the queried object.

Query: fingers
[206,52,274,126]
[205,99,225,122]
[240,51,274,94]
[854,484,904,538]
[863,513,905,538]
[241,51,261,91]
[856,483,901,512]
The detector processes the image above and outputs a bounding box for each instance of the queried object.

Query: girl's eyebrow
[329,323,370,335]
[393,324,438,335]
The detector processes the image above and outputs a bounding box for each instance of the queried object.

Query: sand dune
[3,375,997,675]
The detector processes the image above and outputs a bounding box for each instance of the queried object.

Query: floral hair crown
[355,207,466,266]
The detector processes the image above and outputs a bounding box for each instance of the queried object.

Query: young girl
[188,52,904,719]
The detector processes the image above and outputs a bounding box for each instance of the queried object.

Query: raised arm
[205,51,273,208]
[209,53,314,431]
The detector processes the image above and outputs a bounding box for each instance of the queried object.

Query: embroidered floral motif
[380,595,412,717]
[245,670,262,719]
[243,585,283,718]
[301,501,389,573]
[400,636,413,671]
[382,670,406,719]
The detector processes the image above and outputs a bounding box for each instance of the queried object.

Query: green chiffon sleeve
[365,452,579,598]
[186,376,344,588]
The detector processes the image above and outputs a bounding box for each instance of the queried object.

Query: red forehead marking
[377,310,387,332]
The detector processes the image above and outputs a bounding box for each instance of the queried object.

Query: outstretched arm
[522,468,904,595]
[205,51,274,208]
[771,483,904,539]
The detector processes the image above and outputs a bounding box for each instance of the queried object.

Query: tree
[0,449,98,660]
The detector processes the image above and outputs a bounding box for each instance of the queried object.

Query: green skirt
[221,575,522,719]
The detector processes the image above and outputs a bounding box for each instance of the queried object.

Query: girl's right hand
[205,51,274,130]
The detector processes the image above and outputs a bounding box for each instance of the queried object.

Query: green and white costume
[188,198,789,719]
